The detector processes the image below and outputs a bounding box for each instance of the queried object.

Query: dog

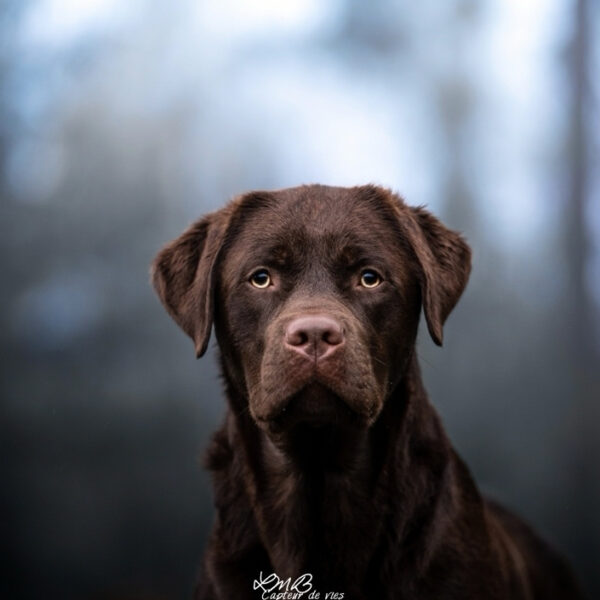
[152,185,583,600]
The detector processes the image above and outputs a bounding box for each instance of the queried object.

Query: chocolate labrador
[152,185,583,600]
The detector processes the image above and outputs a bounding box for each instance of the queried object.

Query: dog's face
[152,185,471,436]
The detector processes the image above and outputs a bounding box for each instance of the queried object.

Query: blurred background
[1,0,598,598]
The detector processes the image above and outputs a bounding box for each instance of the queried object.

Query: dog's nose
[285,315,344,361]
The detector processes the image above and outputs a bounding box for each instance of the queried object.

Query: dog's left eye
[359,269,382,288]
[250,269,271,288]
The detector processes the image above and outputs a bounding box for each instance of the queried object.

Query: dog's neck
[222,355,454,592]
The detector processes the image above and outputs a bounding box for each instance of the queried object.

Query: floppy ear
[401,204,471,346]
[151,209,230,358]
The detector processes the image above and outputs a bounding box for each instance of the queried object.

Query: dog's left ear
[151,207,231,358]
[401,203,472,346]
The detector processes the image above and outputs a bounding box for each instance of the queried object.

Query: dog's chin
[255,382,366,436]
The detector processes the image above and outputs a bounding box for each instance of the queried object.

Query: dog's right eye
[249,269,271,289]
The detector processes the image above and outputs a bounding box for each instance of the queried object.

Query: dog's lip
[263,381,364,430]
[254,366,382,429]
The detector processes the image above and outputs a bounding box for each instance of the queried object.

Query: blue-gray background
[1,1,599,598]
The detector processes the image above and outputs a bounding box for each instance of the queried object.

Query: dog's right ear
[151,208,230,358]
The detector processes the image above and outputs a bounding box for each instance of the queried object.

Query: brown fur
[152,185,583,600]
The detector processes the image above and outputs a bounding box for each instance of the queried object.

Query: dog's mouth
[265,382,362,432]
[257,383,370,466]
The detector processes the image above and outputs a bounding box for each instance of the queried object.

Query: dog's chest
[255,459,382,595]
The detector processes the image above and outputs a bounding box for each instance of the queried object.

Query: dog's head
[152,185,470,435]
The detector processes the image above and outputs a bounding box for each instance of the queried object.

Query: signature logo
[252,572,344,600]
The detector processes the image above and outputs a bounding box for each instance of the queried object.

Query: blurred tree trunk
[564,0,599,590]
